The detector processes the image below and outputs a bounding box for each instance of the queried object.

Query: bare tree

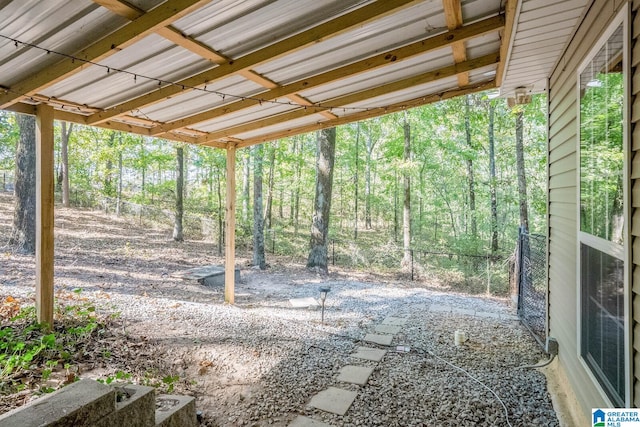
[464,95,477,238]
[172,146,184,241]
[488,101,498,253]
[60,122,74,207]
[401,116,412,267]
[253,145,266,269]
[10,114,36,254]
[515,109,529,230]
[307,128,336,273]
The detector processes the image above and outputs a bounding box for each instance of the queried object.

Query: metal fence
[515,226,547,347]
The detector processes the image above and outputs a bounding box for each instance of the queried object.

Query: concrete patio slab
[289,297,319,308]
[289,415,334,427]
[374,324,402,335]
[351,346,387,362]
[363,333,393,346]
[381,316,408,326]
[308,387,357,416]
[337,365,375,386]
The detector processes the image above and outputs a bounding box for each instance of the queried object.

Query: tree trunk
[172,146,184,242]
[488,101,498,253]
[241,151,250,223]
[515,110,529,230]
[401,117,412,267]
[293,138,302,235]
[393,170,398,242]
[354,122,360,239]
[264,144,275,230]
[365,135,378,230]
[253,145,266,269]
[116,149,123,216]
[307,128,336,273]
[11,114,36,254]
[216,166,223,256]
[104,132,116,200]
[60,122,73,207]
[464,95,477,239]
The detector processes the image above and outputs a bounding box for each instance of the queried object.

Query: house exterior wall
[631,0,640,409]
[547,0,636,419]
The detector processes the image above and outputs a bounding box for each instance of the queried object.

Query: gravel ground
[0,194,557,426]
[3,267,558,427]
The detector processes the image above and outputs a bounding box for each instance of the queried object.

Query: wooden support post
[225,143,236,304]
[35,104,55,326]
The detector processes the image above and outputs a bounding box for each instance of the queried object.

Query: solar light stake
[319,286,330,324]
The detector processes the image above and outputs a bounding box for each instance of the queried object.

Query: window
[578,17,627,407]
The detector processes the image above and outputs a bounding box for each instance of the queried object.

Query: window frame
[575,5,631,408]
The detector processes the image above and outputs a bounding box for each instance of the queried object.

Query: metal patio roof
[0,0,589,148]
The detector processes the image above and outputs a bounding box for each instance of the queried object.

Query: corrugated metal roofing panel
[174,0,370,58]
[0,0,126,87]
[234,114,327,140]
[132,75,262,123]
[252,1,447,84]
[300,50,456,104]
[193,102,298,133]
[40,34,215,109]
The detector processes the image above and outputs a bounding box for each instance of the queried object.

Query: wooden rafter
[87,0,421,125]
[496,0,519,87]
[442,0,468,86]
[0,0,212,109]
[228,80,497,149]
[195,53,499,145]
[150,15,503,136]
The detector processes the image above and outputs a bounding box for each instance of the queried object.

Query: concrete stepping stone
[351,346,387,362]
[289,415,334,427]
[363,333,393,346]
[374,324,402,335]
[308,387,357,416]
[337,365,375,386]
[381,316,408,326]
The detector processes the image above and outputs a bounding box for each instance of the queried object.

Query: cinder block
[96,384,156,427]
[0,379,115,427]
[155,395,197,427]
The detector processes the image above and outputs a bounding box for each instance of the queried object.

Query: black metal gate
[515,226,547,347]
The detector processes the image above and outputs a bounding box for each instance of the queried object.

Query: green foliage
[0,297,104,396]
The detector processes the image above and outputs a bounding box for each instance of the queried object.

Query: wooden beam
[0,0,212,109]
[442,0,468,86]
[225,143,236,304]
[35,104,55,327]
[198,53,499,144]
[496,0,519,87]
[235,80,497,148]
[150,15,504,135]
[87,0,421,125]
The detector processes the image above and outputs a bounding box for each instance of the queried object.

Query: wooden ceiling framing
[1,0,516,148]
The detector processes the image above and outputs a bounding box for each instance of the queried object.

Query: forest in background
[0,91,546,294]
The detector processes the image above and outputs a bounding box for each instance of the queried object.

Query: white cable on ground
[416,346,514,427]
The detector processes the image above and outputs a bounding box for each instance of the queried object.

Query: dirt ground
[0,192,554,426]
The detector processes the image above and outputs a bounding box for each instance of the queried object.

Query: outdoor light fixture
[513,87,531,105]
[319,286,330,324]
